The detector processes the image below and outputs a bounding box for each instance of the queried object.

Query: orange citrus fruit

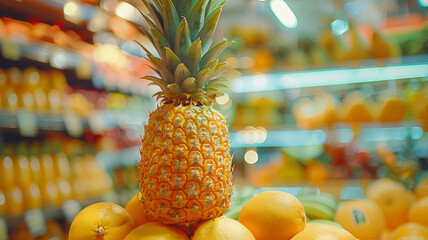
[193,216,255,240]
[125,193,153,227]
[290,223,357,240]
[381,229,394,240]
[396,237,428,240]
[366,178,401,194]
[415,178,428,199]
[367,179,415,229]
[124,222,189,240]
[391,223,428,240]
[69,202,134,240]
[408,196,428,227]
[304,160,330,183]
[238,190,306,240]
[334,199,386,240]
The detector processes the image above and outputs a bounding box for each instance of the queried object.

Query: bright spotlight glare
[115,2,140,22]
[253,74,267,89]
[244,150,259,164]
[419,0,428,7]
[64,1,80,17]
[216,93,230,105]
[331,19,349,36]
[270,0,298,29]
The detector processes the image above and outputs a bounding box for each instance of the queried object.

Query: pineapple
[137,0,233,224]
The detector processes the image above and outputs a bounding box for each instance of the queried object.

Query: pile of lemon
[68,177,428,240]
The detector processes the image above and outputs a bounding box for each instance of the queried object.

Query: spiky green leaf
[174,63,191,85]
[191,89,206,98]
[187,0,207,40]
[147,54,174,83]
[195,68,213,87]
[183,38,202,74]
[200,39,232,67]
[141,75,167,91]
[204,88,219,98]
[182,77,197,92]
[175,0,185,15]
[207,77,228,85]
[204,83,228,89]
[137,2,163,32]
[142,13,164,36]
[150,26,169,59]
[196,8,222,53]
[182,0,197,17]
[210,62,229,78]
[175,18,192,59]
[133,40,153,56]
[138,27,156,50]
[161,0,180,45]
[201,59,218,71]
[206,0,226,19]
[167,83,183,95]
[165,47,181,72]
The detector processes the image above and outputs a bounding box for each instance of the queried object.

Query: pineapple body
[140,103,232,224]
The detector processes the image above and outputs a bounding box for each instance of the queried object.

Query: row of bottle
[0,67,150,117]
[0,139,112,216]
[0,67,69,113]
[8,221,67,240]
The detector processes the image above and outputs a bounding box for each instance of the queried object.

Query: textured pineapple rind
[139,103,233,224]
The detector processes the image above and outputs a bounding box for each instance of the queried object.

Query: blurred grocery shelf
[0,40,91,70]
[230,123,426,148]
[231,56,428,94]
[0,110,147,136]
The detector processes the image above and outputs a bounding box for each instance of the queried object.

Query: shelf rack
[0,110,147,136]
[229,123,425,148]
[231,55,428,93]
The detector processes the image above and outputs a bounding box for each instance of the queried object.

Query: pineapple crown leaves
[137,0,232,104]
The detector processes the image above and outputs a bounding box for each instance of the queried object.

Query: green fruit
[298,194,337,213]
[308,219,344,229]
[301,200,335,220]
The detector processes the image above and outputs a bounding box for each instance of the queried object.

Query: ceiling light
[419,0,428,7]
[270,0,298,29]
[331,19,349,36]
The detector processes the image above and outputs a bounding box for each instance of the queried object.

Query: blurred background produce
[1,0,428,238]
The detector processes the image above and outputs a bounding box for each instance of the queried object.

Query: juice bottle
[48,69,68,113]
[71,178,87,203]
[40,181,61,208]
[5,68,20,111]
[0,145,14,190]
[28,143,42,185]
[5,186,24,216]
[52,143,71,180]
[0,68,6,108]
[57,178,73,203]
[14,142,32,188]
[22,182,42,211]
[39,143,56,183]
[23,68,49,113]
[0,187,6,215]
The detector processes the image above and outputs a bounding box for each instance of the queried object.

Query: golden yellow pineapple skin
[139,103,232,224]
